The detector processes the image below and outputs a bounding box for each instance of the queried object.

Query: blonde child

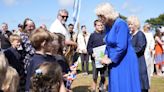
[0,52,8,91]
[2,66,19,92]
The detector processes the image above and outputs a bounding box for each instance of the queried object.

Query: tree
[119,14,127,20]
[146,13,164,28]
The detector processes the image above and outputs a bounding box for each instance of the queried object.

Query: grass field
[71,62,164,92]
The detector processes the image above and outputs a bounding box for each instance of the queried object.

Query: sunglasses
[61,15,68,19]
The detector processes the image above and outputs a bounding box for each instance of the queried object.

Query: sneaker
[83,72,88,76]
[99,84,104,92]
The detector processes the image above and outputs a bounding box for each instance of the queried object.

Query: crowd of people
[0,2,164,92]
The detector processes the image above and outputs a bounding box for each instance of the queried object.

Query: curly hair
[95,3,119,21]
[31,62,63,92]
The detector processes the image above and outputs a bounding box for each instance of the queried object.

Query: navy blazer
[131,31,150,89]
[4,47,24,76]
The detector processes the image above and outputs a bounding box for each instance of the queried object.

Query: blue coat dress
[131,31,150,90]
[105,18,141,92]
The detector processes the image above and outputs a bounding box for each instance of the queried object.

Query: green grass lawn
[71,62,164,92]
[150,76,164,92]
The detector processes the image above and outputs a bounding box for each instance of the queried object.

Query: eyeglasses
[61,15,68,19]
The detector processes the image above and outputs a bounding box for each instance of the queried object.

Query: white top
[77,32,90,53]
[143,31,155,59]
[49,19,70,40]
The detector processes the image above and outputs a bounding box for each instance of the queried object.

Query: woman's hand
[101,55,112,65]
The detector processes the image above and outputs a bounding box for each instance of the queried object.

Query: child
[55,33,77,91]
[44,32,59,62]
[65,61,78,90]
[25,28,53,91]
[0,52,8,92]
[4,34,24,76]
[87,20,107,92]
[4,34,25,91]
[31,62,66,92]
[2,66,19,92]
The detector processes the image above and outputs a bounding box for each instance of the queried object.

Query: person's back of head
[31,62,62,92]
[1,66,19,92]
[30,28,53,51]
[0,52,8,88]
[45,33,59,55]
[55,33,65,55]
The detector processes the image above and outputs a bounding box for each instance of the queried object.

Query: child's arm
[63,72,71,78]
[59,82,66,92]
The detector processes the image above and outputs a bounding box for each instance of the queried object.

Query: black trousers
[142,89,148,92]
[80,53,89,73]
[92,61,107,84]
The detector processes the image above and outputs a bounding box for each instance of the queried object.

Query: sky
[0,0,163,33]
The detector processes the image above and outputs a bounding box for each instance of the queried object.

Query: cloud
[122,2,129,10]
[2,0,18,6]
[129,7,143,14]
[37,16,52,23]
[58,0,74,7]
[121,0,143,14]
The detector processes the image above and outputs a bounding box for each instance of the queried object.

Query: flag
[72,0,81,32]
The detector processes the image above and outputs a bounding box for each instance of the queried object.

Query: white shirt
[49,19,70,40]
[143,31,155,59]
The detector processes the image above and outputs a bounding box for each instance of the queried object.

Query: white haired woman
[95,3,141,92]
[127,16,150,92]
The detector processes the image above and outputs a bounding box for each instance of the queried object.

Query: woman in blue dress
[95,3,141,92]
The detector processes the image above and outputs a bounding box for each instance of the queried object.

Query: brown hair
[94,19,102,26]
[154,28,162,38]
[30,28,53,50]
[31,62,62,92]
[22,18,36,33]
[45,33,59,55]
[54,33,65,55]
